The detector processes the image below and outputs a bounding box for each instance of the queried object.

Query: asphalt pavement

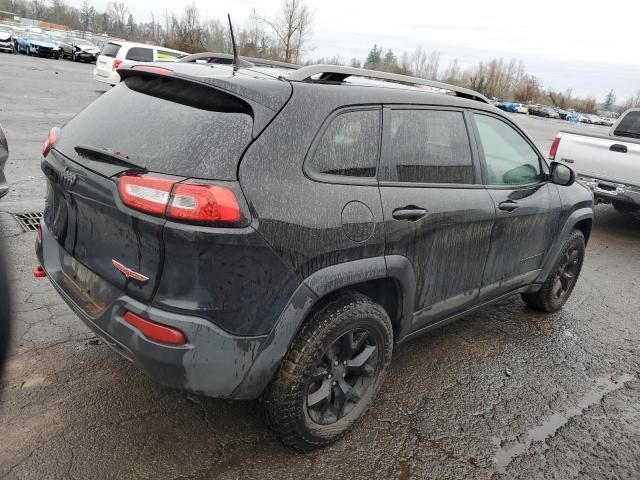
[0,54,638,480]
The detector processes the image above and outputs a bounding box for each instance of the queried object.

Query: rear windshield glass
[101,42,120,58]
[614,111,640,139]
[126,47,153,62]
[56,77,254,180]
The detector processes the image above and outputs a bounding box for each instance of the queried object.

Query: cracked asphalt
[1,54,639,479]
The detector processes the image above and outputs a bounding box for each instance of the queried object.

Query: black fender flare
[232,255,415,399]
[535,207,594,283]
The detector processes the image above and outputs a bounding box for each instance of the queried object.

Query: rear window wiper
[75,145,147,171]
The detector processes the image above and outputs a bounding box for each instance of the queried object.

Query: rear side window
[386,109,474,184]
[157,49,183,61]
[309,110,380,178]
[614,111,640,139]
[126,47,153,62]
[101,42,120,58]
[55,77,253,180]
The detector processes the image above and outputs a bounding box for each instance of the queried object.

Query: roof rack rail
[177,52,300,70]
[285,65,489,104]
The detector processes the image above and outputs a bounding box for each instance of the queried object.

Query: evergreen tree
[603,89,616,111]
[127,13,136,39]
[364,44,382,70]
[382,49,398,72]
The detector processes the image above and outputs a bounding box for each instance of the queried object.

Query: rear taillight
[549,136,561,160]
[118,174,241,225]
[42,127,58,157]
[123,311,187,345]
[119,175,174,216]
[167,183,241,223]
[112,59,123,70]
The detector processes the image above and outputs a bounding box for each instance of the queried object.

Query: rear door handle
[498,200,519,212]
[392,207,428,221]
[610,144,628,153]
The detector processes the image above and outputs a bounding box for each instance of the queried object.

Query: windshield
[27,33,49,41]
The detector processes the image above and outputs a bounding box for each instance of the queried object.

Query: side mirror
[550,161,575,187]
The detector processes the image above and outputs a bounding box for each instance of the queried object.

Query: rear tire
[264,293,393,451]
[522,229,585,312]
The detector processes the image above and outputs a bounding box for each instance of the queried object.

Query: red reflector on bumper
[123,311,187,346]
[33,265,46,278]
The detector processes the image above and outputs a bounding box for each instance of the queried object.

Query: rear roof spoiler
[284,65,490,104]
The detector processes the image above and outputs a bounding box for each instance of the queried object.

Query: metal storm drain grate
[13,212,43,232]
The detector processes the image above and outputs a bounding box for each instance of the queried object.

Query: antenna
[227,13,239,70]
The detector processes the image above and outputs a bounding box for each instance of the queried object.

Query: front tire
[522,229,585,312]
[265,293,393,451]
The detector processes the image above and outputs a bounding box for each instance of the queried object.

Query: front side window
[125,47,153,62]
[474,114,541,185]
[309,110,380,178]
[386,109,474,184]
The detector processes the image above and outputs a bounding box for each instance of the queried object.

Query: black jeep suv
[35,58,594,450]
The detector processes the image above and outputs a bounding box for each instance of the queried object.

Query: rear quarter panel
[238,84,386,281]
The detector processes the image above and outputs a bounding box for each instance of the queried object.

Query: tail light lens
[42,127,58,157]
[119,175,174,216]
[118,173,241,225]
[549,136,561,160]
[123,311,187,345]
[167,183,241,223]
[113,59,123,70]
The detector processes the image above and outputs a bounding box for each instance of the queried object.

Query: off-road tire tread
[264,293,393,451]
[521,229,585,312]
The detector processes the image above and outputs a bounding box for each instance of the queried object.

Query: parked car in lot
[586,114,608,125]
[93,41,187,85]
[551,108,640,213]
[496,101,518,113]
[567,112,590,123]
[58,37,100,62]
[16,32,60,58]
[555,108,569,120]
[515,103,529,114]
[36,61,593,450]
[528,106,559,118]
[0,123,8,199]
[0,29,16,54]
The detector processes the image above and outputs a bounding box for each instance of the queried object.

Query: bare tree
[424,51,440,79]
[107,1,128,36]
[261,0,313,63]
[31,0,47,20]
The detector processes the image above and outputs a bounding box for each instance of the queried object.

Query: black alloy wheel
[552,246,580,300]
[306,328,378,425]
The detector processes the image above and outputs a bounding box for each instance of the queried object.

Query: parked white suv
[93,41,187,86]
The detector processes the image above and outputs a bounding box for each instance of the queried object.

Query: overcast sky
[69,0,640,100]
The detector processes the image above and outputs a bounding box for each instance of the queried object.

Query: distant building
[0,10,18,23]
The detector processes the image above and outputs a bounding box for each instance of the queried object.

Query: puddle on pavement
[493,373,635,472]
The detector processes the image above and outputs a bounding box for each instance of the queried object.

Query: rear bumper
[36,223,268,398]
[93,68,119,85]
[578,175,640,208]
